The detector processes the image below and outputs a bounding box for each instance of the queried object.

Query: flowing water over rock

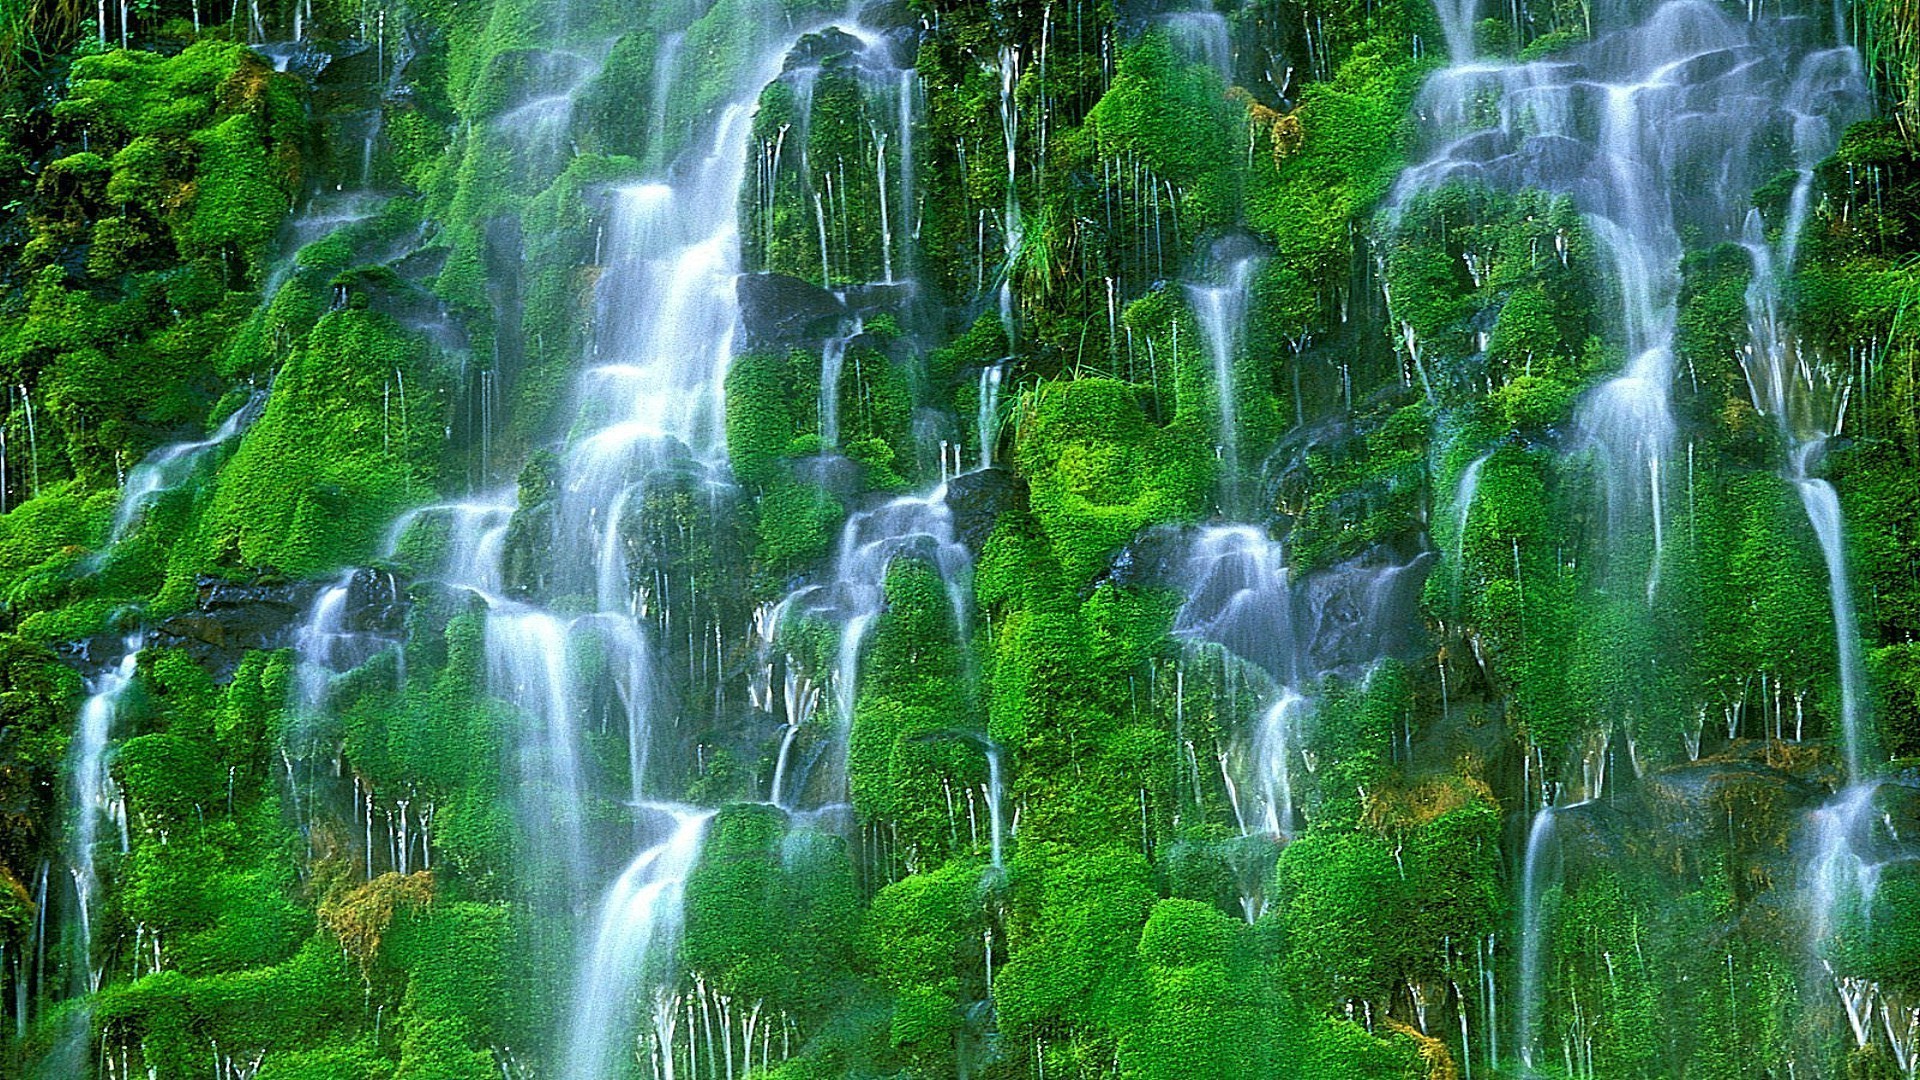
[66,640,141,997]
[103,395,266,550]
[1188,254,1261,515]
[777,485,973,808]
[1398,0,1866,598]
[1396,6,1867,1066]
[1163,8,1233,84]
[566,806,714,1080]
[1173,525,1430,840]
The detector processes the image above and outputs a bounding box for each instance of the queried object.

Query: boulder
[736,273,847,353]
[945,467,1025,555]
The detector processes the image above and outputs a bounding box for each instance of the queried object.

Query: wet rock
[1096,524,1188,591]
[789,453,866,504]
[843,281,919,323]
[945,467,1024,555]
[151,575,323,680]
[151,569,406,681]
[258,39,337,82]
[737,272,847,352]
[856,0,920,32]
[783,28,866,70]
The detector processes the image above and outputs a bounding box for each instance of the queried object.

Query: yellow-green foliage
[169,309,448,593]
[1246,43,1427,329]
[993,850,1157,1061]
[1086,32,1239,230]
[319,871,436,974]
[1119,898,1280,1079]
[1014,379,1211,588]
[683,806,859,1020]
[861,859,989,1064]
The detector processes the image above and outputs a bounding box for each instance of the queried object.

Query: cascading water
[1732,46,1871,773]
[284,21,818,1072]
[1173,526,1430,843]
[492,47,604,170]
[820,319,862,450]
[1163,7,1233,84]
[410,13,941,1075]
[1514,805,1558,1075]
[66,639,141,997]
[1716,37,1916,1058]
[1397,0,1864,601]
[1431,0,1478,63]
[976,361,1006,470]
[1399,5,1867,1068]
[777,486,973,807]
[566,807,714,1080]
[1450,451,1491,587]
[1188,255,1261,515]
[103,394,265,550]
[996,44,1023,348]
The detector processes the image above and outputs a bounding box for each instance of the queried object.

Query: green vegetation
[0,0,1912,1076]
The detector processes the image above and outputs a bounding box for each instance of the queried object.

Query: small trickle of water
[104,394,265,549]
[69,638,143,996]
[1187,255,1261,515]
[976,361,1007,471]
[780,486,973,807]
[820,318,863,450]
[1515,805,1558,1075]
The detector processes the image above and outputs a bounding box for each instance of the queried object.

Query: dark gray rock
[945,467,1024,555]
[1096,524,1188,591]
[737,273,847,353]
[783,28,866,71]
[151,576,319,680]
[151,569,406,681]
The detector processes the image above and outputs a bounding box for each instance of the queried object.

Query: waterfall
[1397,0,1865,601]
[1515,805,1557,1076]
[895,67,918,271]
[1175,526,1298,688]
[779,486,972,806]
[492,48,603,169]
[1730,43,1870,773]
[1187,255,1261,515]
[67,639,142,998]
[1251,690,1304,837]
[292,567,407,716]
[104,393,265,549]
[1173,526,1430,843]
[1796,474,1867,777]
[1163,9,1233,84]
[996,45,1022,348]
[265,190,384,298]
[1431,0,1477,63]
[1400,4,1867,1070]
[820,319,862,450]
[564,807,714,1080]
[984,739,1004,868]
[976,361,1006,470]
[769,669,823,809]
[1452,451,1491,582]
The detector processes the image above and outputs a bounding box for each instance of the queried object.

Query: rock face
[945,467,1025,555]
[152,570,406,681]
[1098,524,1192,591]
[736,273,847,353]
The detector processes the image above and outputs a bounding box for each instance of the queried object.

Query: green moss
[167,308,449,595]
[1015,379,1211,588]
[1086,32,1238,232]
